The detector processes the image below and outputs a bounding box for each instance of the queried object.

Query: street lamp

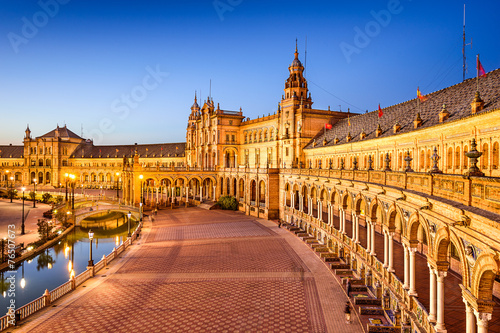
[5,170,9,188]
[116,172,120,199]
[9,176,14,203]
[127,211,132,238]
[21,187,26,235]
[64,173,69,202]
[69,174,76,210]
[33,179,37,208]
[139,175,144,221]
[88,229,94,267]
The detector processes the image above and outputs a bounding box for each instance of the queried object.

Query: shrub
[217,195,238,210]
[42,193,52,203]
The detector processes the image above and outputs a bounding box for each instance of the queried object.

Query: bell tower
[278,42,313,168]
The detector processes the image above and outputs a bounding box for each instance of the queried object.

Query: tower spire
[295,38,298,59]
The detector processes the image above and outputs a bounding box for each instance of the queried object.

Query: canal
[0,212,138,311]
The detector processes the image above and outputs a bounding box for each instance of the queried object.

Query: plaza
[12,208,361,332]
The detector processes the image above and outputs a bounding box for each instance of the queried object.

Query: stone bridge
[73,201,140,225]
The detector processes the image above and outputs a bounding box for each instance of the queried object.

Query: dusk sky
[1,0,499,145]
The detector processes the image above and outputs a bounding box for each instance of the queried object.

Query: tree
[7,189,17,201]
[41,193,52,203]
[29,191,36,201]
[37,219,50,242]
[217,195,238,210]
[55,195,64,204]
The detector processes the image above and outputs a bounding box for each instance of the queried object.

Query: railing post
[43,289,51,307]
[70,275,76,290]
[102,255,107,267]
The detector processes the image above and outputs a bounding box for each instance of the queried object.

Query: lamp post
[69,174,76,210]
[9,176,14,203]
[139,175,144,221]
[5,170,9,189]
[88,229,94,267]
[64,173,69,202]
[127,211,132,238]
[33,179,37,208]
[21,187,26,235]
[116,172,120,199]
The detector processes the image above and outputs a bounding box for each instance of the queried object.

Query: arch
[353,193,367,215]
[45,172,51,184]
[407,213,432,256]
[259,180,266,204]
[482,143,489,169]
[493,141,499,169]
[433,227,450,263]
[238,178,245,199]
[455,146,461,169]
[250,179,256,203]
[470,254,500,301]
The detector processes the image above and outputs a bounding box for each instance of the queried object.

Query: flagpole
[476,54,479,92]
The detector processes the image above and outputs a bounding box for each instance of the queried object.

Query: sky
[1,0,499,145]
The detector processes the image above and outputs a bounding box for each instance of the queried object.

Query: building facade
[1,48,500,332]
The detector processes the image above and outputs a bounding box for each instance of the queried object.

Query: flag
[378,104,383,118]
[477,55,487,78]
[417,87,427,102]
[325,124,332,130]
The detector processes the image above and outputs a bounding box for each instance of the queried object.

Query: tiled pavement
[13,208,362,333]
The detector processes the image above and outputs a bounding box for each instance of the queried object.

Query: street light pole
[9,176,14,203]
[88,229,94,267]
[127,211,131,238]
[21,187,25,235]
[116,172,120,199]
[33,179,37,208]
[65,173,68,202]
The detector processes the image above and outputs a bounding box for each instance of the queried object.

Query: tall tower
[278,42,313,168]
[186,92,200,167]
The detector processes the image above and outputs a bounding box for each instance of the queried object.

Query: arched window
[38,159,43,166]
[447,147,453,169]
[493,142,499,169]
[420,150,424,170]
[463,145,469,169]
[455,146,461,169]
[482,143,489,169]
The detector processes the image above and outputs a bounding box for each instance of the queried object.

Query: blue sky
[1,0,499,145]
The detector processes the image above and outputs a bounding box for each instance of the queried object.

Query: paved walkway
[11,208,363,332]
[0,199,51,246]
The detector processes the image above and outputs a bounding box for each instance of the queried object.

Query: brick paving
[14,208,362,333]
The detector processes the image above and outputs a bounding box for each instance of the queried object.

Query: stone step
[334,269,353,276]
[199,201,218,210]
[324,257,341,262]
[288,227,301,232]
[354,297,382,306]
[359,306,385,316]
[330,263,350,270]
[314,247,330,253]
[352,285,368,292]
[319,252,338,258]
[367,325,399,333]
[296,232,309,237]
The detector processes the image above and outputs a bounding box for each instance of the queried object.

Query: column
[213,185,216,201]
[370,222,376,255]
[388,232,394,272]
[318,201,322,220]
[327,203,332,225]
[428,265,437,322]
[351,213,356,242]
[355,215,360,243]
[199,186,203,201]
[474,311,491,333]
[366,220,371,252]
[403,244,409,289]
[185,187,189,203]
[291,193,295,209]
[462,298,476,333]
[299,195,303,212]
[408,247,418,296]
[283,191,287,207]
[435,271,447,332]
[383,231,388,268]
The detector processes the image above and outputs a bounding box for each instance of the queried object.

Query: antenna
[462,4,472,81]
[304,36,308,77]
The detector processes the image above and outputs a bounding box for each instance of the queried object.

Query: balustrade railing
[0,222,143,330]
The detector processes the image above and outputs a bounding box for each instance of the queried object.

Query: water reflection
[0,212,137,310]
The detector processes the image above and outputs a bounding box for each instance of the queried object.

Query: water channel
[0,211,138,311]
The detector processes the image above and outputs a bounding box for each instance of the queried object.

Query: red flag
[325,123,332,130]
[378,104,383,118]
[417,87,427,102]
[477,55,487,78]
